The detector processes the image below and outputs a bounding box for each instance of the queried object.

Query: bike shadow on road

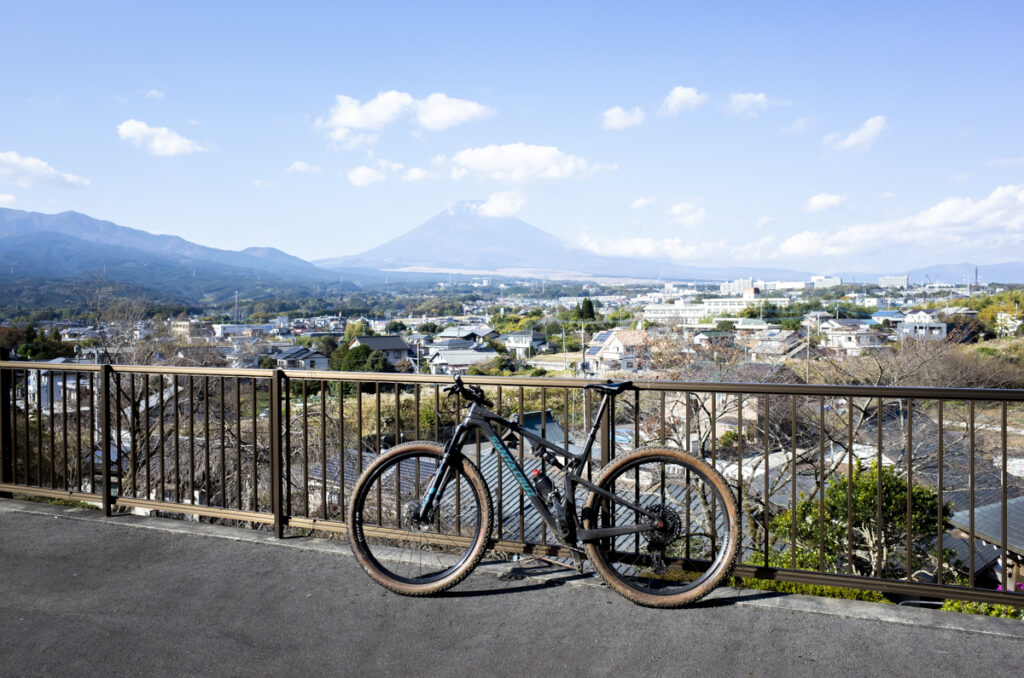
[440,561,788,607]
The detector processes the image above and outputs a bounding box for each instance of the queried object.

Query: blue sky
[2,2,1023,273]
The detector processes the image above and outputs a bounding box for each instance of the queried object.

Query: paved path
[1,499,1021,677]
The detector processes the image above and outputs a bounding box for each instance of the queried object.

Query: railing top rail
[0,360,102,373]
[3,359,1023,401]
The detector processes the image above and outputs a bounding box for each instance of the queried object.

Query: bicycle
[347,376,738,607]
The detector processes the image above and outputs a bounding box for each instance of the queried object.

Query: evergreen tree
[581,298,595,320]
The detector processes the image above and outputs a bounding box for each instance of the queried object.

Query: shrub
[940,598,1022,619]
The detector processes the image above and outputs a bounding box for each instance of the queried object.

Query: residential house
[870,309,905,328]
[899,321,948,341]
[902,308,942,324]
[823,326,886,356]
[503,330,547,359]
[692,330,734,348]
[748,329,805,363]
[585,329,648,374]
[26,358,83,409]
[269,346,329,370]
[428,347,498,375]
[349,336,411,366]
[437,324,498,343]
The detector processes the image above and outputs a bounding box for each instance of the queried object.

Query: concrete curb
[3,498,1022,639]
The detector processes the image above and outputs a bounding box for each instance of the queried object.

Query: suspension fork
[415,422,470,522]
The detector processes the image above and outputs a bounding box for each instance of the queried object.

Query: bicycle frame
[417,390,663,547]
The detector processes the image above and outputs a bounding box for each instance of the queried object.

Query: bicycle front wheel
[583,449,738,607]
[348,441,493,596]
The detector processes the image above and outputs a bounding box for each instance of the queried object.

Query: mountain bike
[347,376,738,607]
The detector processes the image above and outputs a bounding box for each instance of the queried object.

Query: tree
[767,461,955,580]
[343,320,374,343]
[338,344,372,371]
[385,320,407,334]
[581,298,596,320]
[416,322,441,334]
[365,349,390,373]
[313,336,339,357]
[329,345,349,371]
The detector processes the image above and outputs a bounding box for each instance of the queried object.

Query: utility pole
[561,326,567,372]
[580,321,585,375]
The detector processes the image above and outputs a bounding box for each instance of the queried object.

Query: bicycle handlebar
[444,375,494,408]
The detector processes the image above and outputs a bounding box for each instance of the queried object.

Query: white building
[643,300,706,324]
[879,275,910,289]
[811,275,842,289]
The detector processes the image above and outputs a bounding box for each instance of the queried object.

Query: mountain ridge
[0,207,331,280]
[316,202,821,281]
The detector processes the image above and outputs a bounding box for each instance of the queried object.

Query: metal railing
[2,350,1022,606]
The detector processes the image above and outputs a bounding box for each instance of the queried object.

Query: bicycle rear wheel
[348,442,492,596]
[583,449,738,607]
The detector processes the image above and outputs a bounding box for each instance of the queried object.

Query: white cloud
[806,193,847,212]
[780,184,1024,260]
[631,196,655,209]
[252,179,267,189]
[450,143,607,181]
[376,159,405,173]
[0,194,14,205]
[578,184,1024,268]
[726,92,783,116]
[285,161,321,173]
[416,93,494,131]
[402,167,433,182]
[145,89,164,99]
[0,150,90,187]
[879,191,896,199]
[948,171,971,183]
[317,90,492,145]
[781,116,812,134]
[755,216,774,229]
[117,119,206,156]
[659,86,708,115]
[823,115,886,151]
[988,156,1024,167]
[669,201,706,227]
[346,165,386,186]
[576,231,719,261]
[602,106,645,130]
[473,191,525,217]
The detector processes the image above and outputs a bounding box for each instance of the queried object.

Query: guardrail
[1,350,1022,606]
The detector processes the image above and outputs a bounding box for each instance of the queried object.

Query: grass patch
[730,576,892,603]
[940,599,1023,620]
[14,494,100,510]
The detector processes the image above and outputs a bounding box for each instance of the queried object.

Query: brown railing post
[0,348,13,497]
[270,369,284,538]
[100,364,113,516]
[599,396,611,467]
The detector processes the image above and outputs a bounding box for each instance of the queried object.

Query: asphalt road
[1,499,1021,677]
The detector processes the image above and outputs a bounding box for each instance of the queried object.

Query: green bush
[731,576,892,603]
[940,599,1022,619]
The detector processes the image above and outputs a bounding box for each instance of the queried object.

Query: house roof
[611,330,648,347]
[949,495,1024,558]
[429,348,496,365]
[351,335,410,352]
[275,346,328,361]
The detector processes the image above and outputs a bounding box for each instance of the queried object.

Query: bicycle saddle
[584,381,635,396]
